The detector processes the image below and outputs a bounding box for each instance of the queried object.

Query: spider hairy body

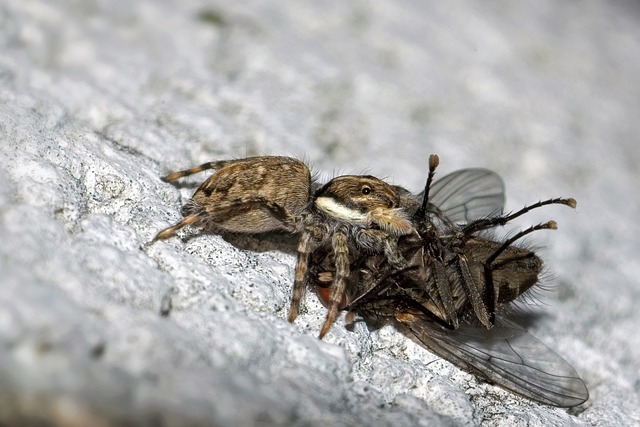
[153,156,311,239]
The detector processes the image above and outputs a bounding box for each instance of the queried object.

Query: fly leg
[454,253,492,328]
[463,198,576,235]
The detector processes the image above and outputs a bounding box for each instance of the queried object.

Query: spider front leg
[288,230,315,323]
[289,226,349,338]
[319,231,349,338]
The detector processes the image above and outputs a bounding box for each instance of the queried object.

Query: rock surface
[1,0,639,426]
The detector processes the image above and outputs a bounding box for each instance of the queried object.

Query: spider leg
[152,214,201,242]
[201,197,298,232]
[288,230,314,323]
[162,160,234,182]
[319,231,349,338]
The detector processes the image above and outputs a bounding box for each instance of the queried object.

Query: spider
[152,156,415,337]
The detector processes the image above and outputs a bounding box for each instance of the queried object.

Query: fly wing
[397,313,589,407]
[427,169,505,224]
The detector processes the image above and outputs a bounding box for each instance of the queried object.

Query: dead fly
[389,154,577,330]
[310,155,588,407]
[152,156,414,337]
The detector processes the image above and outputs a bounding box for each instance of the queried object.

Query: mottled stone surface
[1,0,639,425]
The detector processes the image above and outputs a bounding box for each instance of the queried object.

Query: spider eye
[361,186,372,195]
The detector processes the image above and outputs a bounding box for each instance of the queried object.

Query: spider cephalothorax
[152,156,414,337]
[290,174,414,337]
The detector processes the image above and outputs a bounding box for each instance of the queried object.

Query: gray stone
[1,0,639,425]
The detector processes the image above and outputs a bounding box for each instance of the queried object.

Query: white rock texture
[1,0,639,426]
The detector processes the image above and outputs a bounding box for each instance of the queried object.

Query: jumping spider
[152,156,414,337]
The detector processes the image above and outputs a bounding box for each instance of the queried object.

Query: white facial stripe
[315,196,367,222]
